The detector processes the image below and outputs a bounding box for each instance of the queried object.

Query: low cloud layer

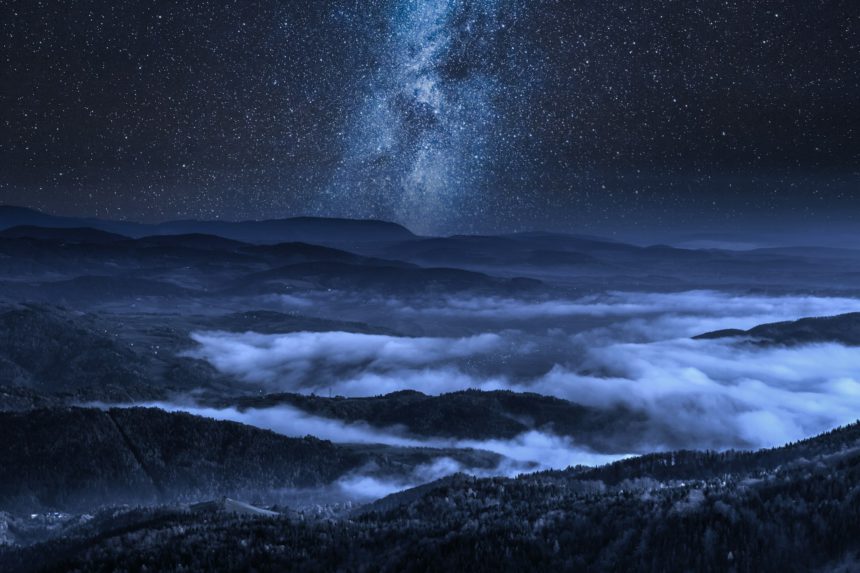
[526,340,860,450]
[343,289,860,324]
[335,457,467,500]
[125,400,624,501]
[185,290,860,455]
[143,402,625,472]
[184,331,501,387]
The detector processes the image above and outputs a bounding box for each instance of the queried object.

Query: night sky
[2,1,858,236]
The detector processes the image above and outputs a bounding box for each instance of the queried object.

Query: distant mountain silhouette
[152,216,415,245]
[376,234,613,268]
[232,261,542,295]
[0,226,128,244]
[131,233,247,250]
[0,206,414,246]
[0,206,150,236]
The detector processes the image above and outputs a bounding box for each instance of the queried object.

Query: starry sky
[1,1,858,236]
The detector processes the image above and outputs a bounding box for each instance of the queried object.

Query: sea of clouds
[182,290,860,449]
[149,289,860,498]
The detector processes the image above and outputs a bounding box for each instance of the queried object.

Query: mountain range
[0,206,858,571]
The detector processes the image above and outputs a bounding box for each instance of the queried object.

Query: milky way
[2,1,857,235]
[320,0,516,233]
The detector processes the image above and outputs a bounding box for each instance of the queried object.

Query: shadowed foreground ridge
[0,421,857,572]
[0,407,501,514]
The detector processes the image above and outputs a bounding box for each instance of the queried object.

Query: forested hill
[0,407,500,513]
[1,421,857,572]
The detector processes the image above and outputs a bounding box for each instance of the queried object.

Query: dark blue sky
[1,0,857,235]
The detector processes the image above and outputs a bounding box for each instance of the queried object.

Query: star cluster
[1,0,857,234]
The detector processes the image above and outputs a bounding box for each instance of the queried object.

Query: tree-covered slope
[0,407,500,513]
[1,421,857,572]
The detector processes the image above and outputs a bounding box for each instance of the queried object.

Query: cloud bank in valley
[183,331,502,387]
[141,402,628,478]
[335,458,467,500]
[528,340,860,449]
[392,290,860,327]
[184,290,860,454]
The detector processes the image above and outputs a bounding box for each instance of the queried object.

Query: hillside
[1,421,857,572]
[0,306,152,398]
[217,390,645,449]
[0,407,501,513]
[695,312,860,345]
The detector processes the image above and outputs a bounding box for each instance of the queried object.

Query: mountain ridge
[694,312,860,346]
[0,205,415,246]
